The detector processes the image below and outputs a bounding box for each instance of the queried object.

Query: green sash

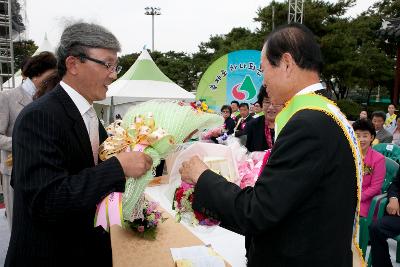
[275,93,364,263]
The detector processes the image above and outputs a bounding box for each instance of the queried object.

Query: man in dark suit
[369,169,400,266]
[372,111,393,143]
[5,22,152,267]
[234,102,253,138]
[179,23,357,266]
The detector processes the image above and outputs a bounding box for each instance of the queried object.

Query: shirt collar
[21,78,36,98]
[60,80,92,116]
[295,83,324,96]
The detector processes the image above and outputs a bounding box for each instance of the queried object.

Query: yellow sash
[385,113,396,127]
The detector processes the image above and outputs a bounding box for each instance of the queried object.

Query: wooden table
[110,205,230,267]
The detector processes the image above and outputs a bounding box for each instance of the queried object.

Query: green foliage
[151,51,195,91]
[336,99,362,120]
[13,40,38,72]
[364,102,389,115]
[113,0,398,103]
[198,27,264,63]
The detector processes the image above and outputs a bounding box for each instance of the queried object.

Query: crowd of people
[353,104,400,266]
[0,21,399,267]
[209,85,284,153]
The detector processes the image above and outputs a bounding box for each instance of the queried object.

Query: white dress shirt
[60,81,92,133]
[295,82,324,96]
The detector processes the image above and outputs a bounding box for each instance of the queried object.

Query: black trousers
[369,215,400,267]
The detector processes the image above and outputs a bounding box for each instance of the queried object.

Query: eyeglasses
[262,101,284,108]
[79,54,122,74]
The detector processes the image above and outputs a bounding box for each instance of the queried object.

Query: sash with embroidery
[275,93,365,265]
[385,113,396,127]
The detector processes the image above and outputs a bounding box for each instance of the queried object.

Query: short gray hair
[56,22,121,77]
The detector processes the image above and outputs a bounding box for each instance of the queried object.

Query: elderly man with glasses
[5,22,152,267]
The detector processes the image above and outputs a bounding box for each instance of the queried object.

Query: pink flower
[181,182,194,191]
[137,226,145,233]
[145,201,158,215]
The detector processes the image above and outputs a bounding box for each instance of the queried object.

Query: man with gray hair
[5,22,152,266]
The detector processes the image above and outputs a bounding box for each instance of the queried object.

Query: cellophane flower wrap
[95,100,223,231]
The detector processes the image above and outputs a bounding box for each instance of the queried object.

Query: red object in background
[232,84,246,100]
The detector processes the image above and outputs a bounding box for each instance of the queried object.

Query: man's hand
[386,197,400,216]
[115,151,153,178]
[179,156,209,184]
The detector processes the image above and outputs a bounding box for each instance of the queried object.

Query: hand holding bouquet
[95,100,223,233]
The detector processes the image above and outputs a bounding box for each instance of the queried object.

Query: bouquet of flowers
[238,150,270,188]
[124,199,167,239]
[172,182,219,226]
[94,100,223,232]
[190,100,214,113]
[200,126,225,141]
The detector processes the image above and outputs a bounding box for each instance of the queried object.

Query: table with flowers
[110,184,246,267]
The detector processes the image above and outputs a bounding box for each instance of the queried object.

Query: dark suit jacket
[234,115,253,137]
[388,168,400,199]
[193,109,357,267]
[224,117,236,135]
[6,85,126,267]
[245,115,275,152]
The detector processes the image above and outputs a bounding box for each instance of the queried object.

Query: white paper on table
[170,246,225,267]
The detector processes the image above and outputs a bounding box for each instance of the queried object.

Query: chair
[359,157,399,258]
[366,195,400,266]
[373,143,400,164]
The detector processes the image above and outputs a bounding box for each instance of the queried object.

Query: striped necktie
[87,107,99,165]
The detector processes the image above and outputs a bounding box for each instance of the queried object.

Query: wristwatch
[389,197,398,200]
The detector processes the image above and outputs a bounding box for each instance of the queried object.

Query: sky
[24,0,378,56]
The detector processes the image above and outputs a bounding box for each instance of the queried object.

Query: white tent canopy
[95,49,195,124]
[2,33,55,89]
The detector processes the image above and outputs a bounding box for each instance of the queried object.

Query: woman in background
[353,119,386,217]
[0,51,57,229]
[245,86,283,152]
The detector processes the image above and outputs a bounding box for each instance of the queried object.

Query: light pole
[145,7,161,52]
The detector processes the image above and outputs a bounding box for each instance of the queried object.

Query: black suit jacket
[234,115,253,137]
[388,168,400,199]
[6,85,126,267]
[193,109,357,267]
[224,117,236,135]
[245,115,275,152]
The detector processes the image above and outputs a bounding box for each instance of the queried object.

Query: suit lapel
[53,84,94,165]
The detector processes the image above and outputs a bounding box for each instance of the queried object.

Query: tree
[197,27,263,63]
[350,14,394,104]
[368,0,400,104]
[254,0,394,101]
[13,40,37,72]
[151,50,195,91]
[11,0,25,33]
[118,51,197,91]
[114,0,398,102]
